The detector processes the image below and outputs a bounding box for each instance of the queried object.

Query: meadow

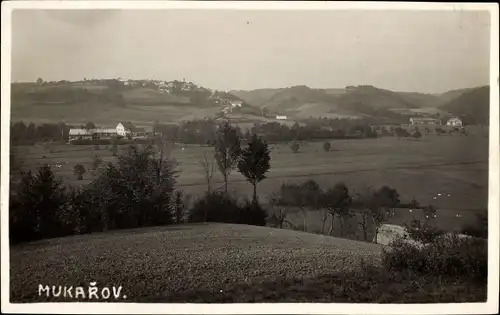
[9,223,486,303]
[14,130,489,239]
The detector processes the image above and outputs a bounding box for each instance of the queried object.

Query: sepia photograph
[1,1,499,314]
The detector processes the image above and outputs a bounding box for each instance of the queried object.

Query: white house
[446,117,463,127]
[116,121,147,139]
[276,115,288,120]
[230,100,243,108]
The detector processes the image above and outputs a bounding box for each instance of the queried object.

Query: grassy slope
[441,86,490,124]
[10,223,382,302]
[10,223,486,303]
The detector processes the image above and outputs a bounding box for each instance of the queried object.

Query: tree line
[8,121,272,244]
[9,121,482,245]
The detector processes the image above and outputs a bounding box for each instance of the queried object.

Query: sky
[11,9,491,93]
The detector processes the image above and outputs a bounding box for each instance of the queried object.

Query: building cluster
[409,116,463,127]
[221,100,244,115]
[68,122,148,143]
[117,78,202,94]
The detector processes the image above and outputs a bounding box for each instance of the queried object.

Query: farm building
[68,128,118,142]
[116,121,148,139]
[446,117,463,127]
[92,128,118,140]
[68,129,93,142]
[276,115,288,120]
[409,117,441,125]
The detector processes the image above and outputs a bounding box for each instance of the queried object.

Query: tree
[322,183,352,236]
[323,141,331,152]
[91,154,103,175]
[88,144,177,230]
[36,77,44,85]
[291,141,300,153]
[10,166,67,242]
[172,190,191,224]
[214,122,241,194]
[364,188,396,244]
[268,192,297,229]
[352,186,375,241]
[110,137,118,156]
[237,134,271,203]
[409,196,419,210]
[85,122,96,130]
[200,152,216,194]
[73,164,86,180]
[373,186,400,217]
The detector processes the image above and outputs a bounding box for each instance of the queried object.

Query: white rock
[375,224,425,248]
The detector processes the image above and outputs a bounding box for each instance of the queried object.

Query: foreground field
[10,223,381,302]
[10,223,486,303]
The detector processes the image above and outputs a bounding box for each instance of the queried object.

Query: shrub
[239,200,268,226]
[188,192,267,226]
[73,164,86,180]
[383,233,487,283]
[323,141,331,152]
[461,210,488,239]
[405,220,445,244]
[188,192,241,224]
[290,142,300,153]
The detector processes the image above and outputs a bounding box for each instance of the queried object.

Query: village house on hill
[116,121,147,139]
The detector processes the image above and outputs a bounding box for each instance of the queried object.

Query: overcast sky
[11,9,491,93]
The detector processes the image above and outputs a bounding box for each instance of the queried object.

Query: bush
[323,141,331,152]
[239,201,268,226]
[461,210,487,239]
[405,221,445,244]
[290,142,300,153]
[383,233,487,283]
[188,192,267,226]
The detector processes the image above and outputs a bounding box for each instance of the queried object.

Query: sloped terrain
[10,223,382,302]
[441,86,490,124]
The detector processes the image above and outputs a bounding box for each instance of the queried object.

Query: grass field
[14,131,488,238]
[9,223,486,303]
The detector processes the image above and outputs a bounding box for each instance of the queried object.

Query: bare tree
[269,192,297,229]
[152,134,175,186]
[353,186,375,242]
[323,183,352,236]
[199,151,216,222]
[214,122,241,194]
[199,152,216,194]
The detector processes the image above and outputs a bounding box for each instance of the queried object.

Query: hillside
[441,86,490,125]
[233,85,434,119]
[10,80,489,125]
[434,87,479,106]
[10,80,245,125]
[10,223,382,302]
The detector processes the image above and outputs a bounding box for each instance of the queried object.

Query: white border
[1,2,499,314]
